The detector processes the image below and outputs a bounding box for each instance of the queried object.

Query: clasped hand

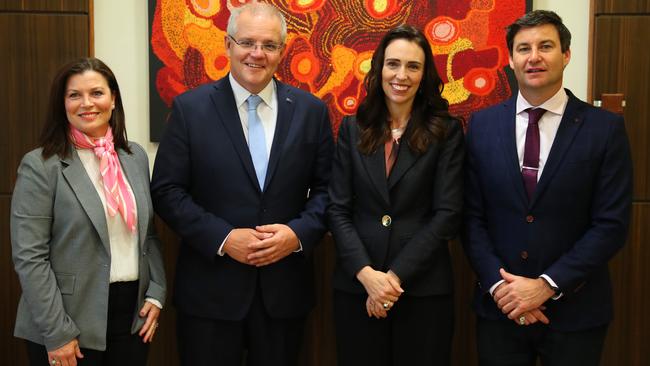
[223,224,299,267]
[493,268,555,326]
[357,267,404,319]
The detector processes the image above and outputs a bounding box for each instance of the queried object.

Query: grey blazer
[11,142,166,351]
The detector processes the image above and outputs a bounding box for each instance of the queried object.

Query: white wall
[94,0,591,158]
[534,0,590,101]
[94,0,156,164]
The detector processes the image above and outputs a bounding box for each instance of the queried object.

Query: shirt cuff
[217,231,232,256]
[540,274,563,300]
[489,279,505,296]
[145,297,163,309]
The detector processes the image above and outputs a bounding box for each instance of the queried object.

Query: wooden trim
[89,0,94,56]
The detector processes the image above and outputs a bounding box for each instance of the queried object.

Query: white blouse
[76,148,139,283]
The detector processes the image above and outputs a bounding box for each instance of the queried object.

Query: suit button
[521,251,529,260]
[381,215,392,227]
[526,215,534,223]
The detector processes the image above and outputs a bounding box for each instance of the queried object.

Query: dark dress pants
[176,285,305,366]
[334,290,454,366]
[26,281,148,366]
[477,317,608,366]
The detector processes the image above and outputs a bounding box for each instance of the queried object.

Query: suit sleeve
[131,144,166,305]
[462,115,508,293]
[151,97,234,260]
[389,119,464,283]
[11,152,81,351]
[544,114,633,292]
[285,102,334,256]
[327,117,373,277]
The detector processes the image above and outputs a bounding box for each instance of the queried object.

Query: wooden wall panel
[595,0,650,14]
[299,234,337,366]
[0,13,89,193]
[0,0,88,12]
[593,16,650,200]
[602,204,650,366]
[146,218,180,366]
[450,240,478,365]
[0,7,90,365]
[593,10,650,366]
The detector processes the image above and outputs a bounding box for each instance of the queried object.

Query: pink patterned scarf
[69,126,137,232]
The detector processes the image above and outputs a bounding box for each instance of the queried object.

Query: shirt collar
[228,73,276,109]
[516,87,568,116]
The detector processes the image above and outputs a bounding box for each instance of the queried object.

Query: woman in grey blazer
[11,58,166,366]
[327,26,464,366]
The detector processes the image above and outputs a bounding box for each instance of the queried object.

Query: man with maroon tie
[463,10,633,365]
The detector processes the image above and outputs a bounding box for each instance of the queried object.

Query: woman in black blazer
[327,25,464,366]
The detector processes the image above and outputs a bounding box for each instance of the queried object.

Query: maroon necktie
[522,108,546,200]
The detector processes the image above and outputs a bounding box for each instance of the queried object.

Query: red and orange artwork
[149,0,528,140]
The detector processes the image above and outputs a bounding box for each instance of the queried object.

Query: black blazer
[328,116,464,296]
[151,76,334,320]
[463,90,633,331]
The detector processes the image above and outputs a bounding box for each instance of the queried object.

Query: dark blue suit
[151,76,333,323]
[463,89,632,332]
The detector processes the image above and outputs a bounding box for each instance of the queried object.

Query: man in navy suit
[463,10,632,365]
[150,3,333,365]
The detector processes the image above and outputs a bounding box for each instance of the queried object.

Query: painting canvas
[149,0,531,141]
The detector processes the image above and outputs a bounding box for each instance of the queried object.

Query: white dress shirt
[229,73,278,158]
[515,88,568,180]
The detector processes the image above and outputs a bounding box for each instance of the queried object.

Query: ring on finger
[519,316,526,325]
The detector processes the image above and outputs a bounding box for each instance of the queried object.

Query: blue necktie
[246,95,267,189]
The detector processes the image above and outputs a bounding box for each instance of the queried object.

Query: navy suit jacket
[463,89,632,331]
[151,76,334,320]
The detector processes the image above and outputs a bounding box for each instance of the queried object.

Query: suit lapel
[361,145,390,206]
[61,150,111,253]
[264,81,294,191]
[209,77,261,191]
[118,149,148,249]
[531,92,584,206]
[498,97,529,205]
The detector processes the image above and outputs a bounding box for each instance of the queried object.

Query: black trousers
[477,317,608,366]
[176,286,305,366]
[333,290,454,366]
[26,281,148,366]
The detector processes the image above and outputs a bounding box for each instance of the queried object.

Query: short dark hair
[506,10,571,55]
[357,25,460,155]
[40,57,130,158]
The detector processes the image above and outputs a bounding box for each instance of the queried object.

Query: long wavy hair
[40,57,130,159]
[356,25,461,155]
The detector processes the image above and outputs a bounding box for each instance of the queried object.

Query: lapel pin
[286,97,293,103]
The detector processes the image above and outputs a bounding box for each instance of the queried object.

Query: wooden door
[592,7,650,366]
[0,1,91,364]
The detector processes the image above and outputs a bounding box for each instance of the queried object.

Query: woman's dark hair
[40,57,130,158]
[356,25,461,155]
